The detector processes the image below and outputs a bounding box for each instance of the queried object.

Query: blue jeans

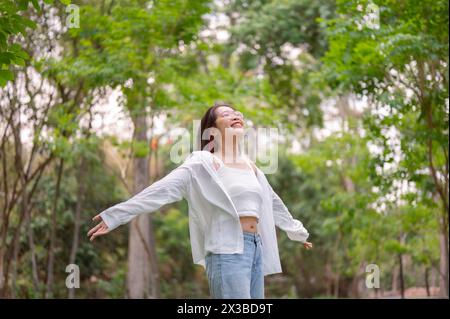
[205,231,264,299]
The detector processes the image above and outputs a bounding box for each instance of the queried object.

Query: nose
[232,114,242,122]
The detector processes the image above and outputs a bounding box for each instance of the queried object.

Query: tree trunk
[425,267,430,297]
[45,158,64,298]
[126,114,160,298]
[349,272,361,298]
[10,228,20,299]
[392,266,399,293]
[333,272,340,298]
[325,262,333,296]
[11,188,29,298]
[26,207,40,293]
[398,253,405,299]
[0,236,5,297]
[68,157,87,299]
[438,219,449,297]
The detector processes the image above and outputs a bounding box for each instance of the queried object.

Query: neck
[215,136,241,163]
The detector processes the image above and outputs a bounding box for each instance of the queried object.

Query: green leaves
[0,0,71,86]
[0,69,14,86]
[0,0,38,86]
[132,140,150,158]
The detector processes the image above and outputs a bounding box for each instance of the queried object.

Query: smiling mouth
[231,122,243,128]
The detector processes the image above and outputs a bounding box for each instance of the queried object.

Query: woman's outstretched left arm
[270,185,313,250]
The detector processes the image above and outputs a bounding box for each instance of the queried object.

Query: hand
[87,214,110,242]
[303,242,313,250]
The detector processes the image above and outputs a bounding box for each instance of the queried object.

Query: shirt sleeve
[99,165,191,231]
[270,184,310,243]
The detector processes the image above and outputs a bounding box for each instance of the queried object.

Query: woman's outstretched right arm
[88,165,191,242]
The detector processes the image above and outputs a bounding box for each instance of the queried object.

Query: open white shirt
[100,150,309,276]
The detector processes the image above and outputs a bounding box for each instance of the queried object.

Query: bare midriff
[239,216,259,233]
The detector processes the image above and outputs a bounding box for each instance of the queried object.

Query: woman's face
[214,106,245,139]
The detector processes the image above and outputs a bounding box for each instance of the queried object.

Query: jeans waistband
[243,231,261,243]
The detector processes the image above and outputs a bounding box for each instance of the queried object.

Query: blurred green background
[0,0,448,298]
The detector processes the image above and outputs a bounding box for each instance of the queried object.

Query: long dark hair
[199,101,236,153]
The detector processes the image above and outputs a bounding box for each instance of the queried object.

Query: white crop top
[216,160,264,220]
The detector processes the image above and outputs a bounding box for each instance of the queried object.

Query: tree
[321,0,449,296]
[62,0,211,298]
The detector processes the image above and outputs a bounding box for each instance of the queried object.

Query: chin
[231,127,245,135]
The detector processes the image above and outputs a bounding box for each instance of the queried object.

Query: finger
[87,222,102,236]
[92,214,102,222]
[89,222,110,241]
[87,223,103,237]
[90,231,100,242]
[98,223,109,233]
[90,227,109,242]
[91,224,110,238]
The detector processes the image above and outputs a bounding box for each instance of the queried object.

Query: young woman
[88,102,312,299]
